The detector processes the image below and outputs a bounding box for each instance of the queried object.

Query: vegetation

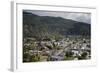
[23,11,91,62]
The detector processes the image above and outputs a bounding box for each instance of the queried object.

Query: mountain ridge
[23,11,91,39]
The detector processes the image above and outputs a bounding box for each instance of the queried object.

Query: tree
[78,52,88,60]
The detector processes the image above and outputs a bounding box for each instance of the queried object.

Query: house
[49,49,65,61]
[70,49,79,56]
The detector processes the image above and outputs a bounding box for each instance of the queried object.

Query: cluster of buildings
[24,37,91,61]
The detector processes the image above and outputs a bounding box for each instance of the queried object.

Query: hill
[23,11,91,40]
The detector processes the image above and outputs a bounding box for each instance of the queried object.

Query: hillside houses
[23,36,91,62]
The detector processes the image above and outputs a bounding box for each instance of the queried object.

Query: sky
[24,10,91,24]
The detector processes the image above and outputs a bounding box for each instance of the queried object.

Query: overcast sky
[24,10,91,24]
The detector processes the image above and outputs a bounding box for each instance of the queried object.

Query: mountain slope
[23,11,91,39]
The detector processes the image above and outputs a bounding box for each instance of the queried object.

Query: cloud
[24,10,91,24]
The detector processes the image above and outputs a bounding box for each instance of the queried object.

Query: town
[23,36,91,62]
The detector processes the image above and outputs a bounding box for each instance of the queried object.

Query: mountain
[23,11,91,39]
